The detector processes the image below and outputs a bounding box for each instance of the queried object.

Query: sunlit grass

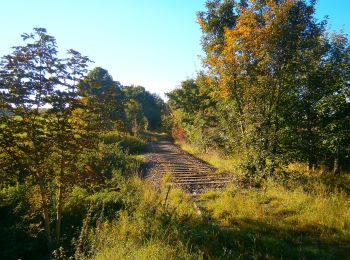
[142,130,171,142]
[86,176,200,260]
[175,140,244,177]
[175,140,350,257]
[200,181,350,258]
[85,139,350,259]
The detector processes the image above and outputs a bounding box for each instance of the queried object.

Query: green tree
[167,78,217,150]
[316,32,350,173]
[122,85,164,130]
[171,0,350,177]
[0,28,60,246]
[79,67,125,131]
[0,28,92,247]
[124,99,146,135]
[48,49,92,243]
[197,0,238,58]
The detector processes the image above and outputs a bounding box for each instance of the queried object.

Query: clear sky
[1,0,349,99]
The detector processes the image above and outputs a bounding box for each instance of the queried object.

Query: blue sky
[1,0,349,99]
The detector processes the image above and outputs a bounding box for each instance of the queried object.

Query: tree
[316,32,350,173]
[170,0,350,177]
[0,28,60,246]
[167,78,218,150]
[79,67,125,131]
[48,49,92,243]
[0,28,92,247]
[124,99,146,135]
[197,0,238,58]
[122,86,164,130]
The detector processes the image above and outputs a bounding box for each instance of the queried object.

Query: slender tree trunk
[334,145,341,175]
[231,82,246,144]
[37,177,53,248]
[307,158,311,174]
[56,181,62,243]
[56,150,65,243]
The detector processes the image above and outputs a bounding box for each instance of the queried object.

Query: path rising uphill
[145,141,233,194]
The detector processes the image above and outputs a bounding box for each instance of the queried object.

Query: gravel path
[144,141,233,194]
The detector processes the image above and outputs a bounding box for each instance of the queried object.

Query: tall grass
[78,177,201,259]
[201,181,350,258]
[75,138,350,259]
[177,140,350,258]
[175,141,243,176]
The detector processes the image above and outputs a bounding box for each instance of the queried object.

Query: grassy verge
[201,183,350,258]
[54,137,350,259]
[84,178,200,260]
[80,174,350,259]
[175,140,244,176]
[175,140,350,258]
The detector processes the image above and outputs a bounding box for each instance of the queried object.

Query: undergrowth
[201,182,350,259]
[176,140,350,258]
[76,177,201,260]
[51,138,350,259]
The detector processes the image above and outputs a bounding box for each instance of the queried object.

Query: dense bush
[0,129,146,259]
[0,185,46,259]
[100,131,148,154]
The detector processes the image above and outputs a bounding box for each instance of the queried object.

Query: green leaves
[170,0,350,176]
[0,28,95,246]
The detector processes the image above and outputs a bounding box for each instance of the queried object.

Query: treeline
[0,28,163,258]
[167,0,350,178]
[79,67,164,133]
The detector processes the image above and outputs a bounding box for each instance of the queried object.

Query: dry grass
[86,177,199,260]
[200,181,350,258]
[87,140,350,259]
[177,140,350,258]
[175,141,244,177]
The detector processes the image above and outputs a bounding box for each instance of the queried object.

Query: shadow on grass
[142,131,172,143]
[175,212,349,259]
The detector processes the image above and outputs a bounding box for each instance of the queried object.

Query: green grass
[175,140,350,258]
[141,130,171,142]
[86,175,350,259]
[82,177,200,260]
[175,140,244,176]
[78,171,350,259]
[74,138,350,259]
[201,182,350,258]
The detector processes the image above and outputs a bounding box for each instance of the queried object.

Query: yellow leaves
[220,79,233,98]
[13,132,28,138]
[204,0,311,111]
[13,115,23,121]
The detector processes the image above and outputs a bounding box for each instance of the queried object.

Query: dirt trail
[144,141,233,194]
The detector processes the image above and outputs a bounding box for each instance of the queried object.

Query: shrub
[100,131,148,154]
[0,185,46,259]
[118,135,148,154]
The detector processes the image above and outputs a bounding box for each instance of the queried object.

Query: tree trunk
[37,177,53,248]
[334,146,341,175]
[56,151,65,243]
[56,182,62,243]
[307,158,312,174]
